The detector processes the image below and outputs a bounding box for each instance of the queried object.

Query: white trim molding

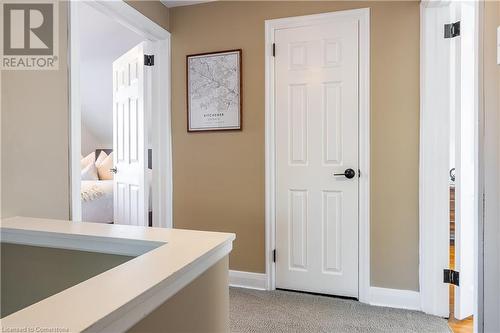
[264,8,370,302]
[69,1,173,228]
[369,287,421,311]
[229,270,268,290]
[228,270,421,312]
[420,1,482,320]
[419,2,452,318]
[87,1,170,41]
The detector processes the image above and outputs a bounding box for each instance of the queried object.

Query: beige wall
[483,1,500,331]
[170,1,420,291]
[128,257,229,333]
[1,2,70,220]
[125,0,170,31]
[1,1,421,291]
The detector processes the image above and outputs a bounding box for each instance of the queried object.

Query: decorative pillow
[81,152,95,170]
[95,151,108,167]
[81,161,99,180]
[98,152,114,180]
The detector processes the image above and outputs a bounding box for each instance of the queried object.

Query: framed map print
[187,49,242,132]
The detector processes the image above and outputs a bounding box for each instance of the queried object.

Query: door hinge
[444,269,460,286]
[444,21,461,38]
[144,54,154,66]
[273,249,276,263]
[272,43,276,57]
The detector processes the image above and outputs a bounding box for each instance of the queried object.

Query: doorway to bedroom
[69,1,172,228]
[78,3,147,225]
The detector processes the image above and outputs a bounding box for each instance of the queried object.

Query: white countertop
[0,217,235,332]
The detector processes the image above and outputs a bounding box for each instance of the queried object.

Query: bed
[81,149,152,225]
[82,179,114,223]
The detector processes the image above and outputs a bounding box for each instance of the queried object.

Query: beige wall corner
[482,1,500,331]
[1,2,70,220]
[170,1,420,291]
[127,256,230,333]
[125,1,170,31]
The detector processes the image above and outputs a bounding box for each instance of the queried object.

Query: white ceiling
[160,0,215,8]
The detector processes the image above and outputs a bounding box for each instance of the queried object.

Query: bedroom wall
[169,1,420,291]
[81,122,101,156]
[78,3,145,156]
[0,1,170,219]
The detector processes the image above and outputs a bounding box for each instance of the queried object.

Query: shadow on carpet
[230,287,451,333]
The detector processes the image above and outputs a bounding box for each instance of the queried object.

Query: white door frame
[69,1,172,228]
[264,8,371,302]
[419,0,483,325]
[419,1,454,317]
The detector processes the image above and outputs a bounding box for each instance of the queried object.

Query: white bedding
[81,171,152,224]
[82,180,114,223]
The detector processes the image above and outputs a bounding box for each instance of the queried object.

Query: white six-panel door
[112,43,149,226]
[275,18,359,297]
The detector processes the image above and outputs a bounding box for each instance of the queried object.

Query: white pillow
[97,152,114,180]
[81,152,95,170]
[81,162,99,180]
[95,151,108,167]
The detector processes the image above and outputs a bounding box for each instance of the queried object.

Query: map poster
[187,49,242,131]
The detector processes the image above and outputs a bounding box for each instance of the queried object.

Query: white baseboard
[229,270,268,290]
[369,287,421,310]
[228,274,420,311]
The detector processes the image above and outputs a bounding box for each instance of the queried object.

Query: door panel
[289,189,308,270]
[275,18,359,297]
[289,84,308,165]
[322,190,342,274]
[323,82,342,165]
[112,43,149,226]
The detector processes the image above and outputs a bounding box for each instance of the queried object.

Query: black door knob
[334,168,356,179]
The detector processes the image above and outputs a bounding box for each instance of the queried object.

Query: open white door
[453,2,477,320]
[112,42,150,226]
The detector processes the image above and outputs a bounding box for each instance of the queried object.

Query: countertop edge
[0,217,235,333]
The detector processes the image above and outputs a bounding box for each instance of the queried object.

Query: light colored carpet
[230,288,451,333]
